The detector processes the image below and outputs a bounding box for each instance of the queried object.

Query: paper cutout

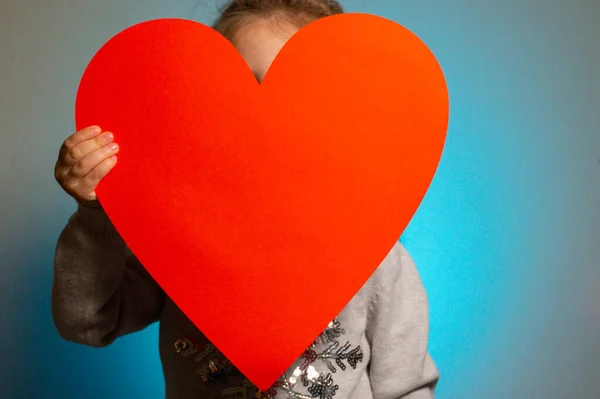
[75,14,448,390]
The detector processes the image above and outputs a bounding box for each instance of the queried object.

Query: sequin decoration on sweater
[173,318,364,398]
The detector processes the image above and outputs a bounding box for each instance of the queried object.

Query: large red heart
[75,14,448,390]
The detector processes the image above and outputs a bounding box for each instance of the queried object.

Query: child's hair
[213,0,344,40]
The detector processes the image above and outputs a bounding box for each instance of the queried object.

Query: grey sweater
[52,205,439,399]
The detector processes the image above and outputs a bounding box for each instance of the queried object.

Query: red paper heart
[75,14,448,389]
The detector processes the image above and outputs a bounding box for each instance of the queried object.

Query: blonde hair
[212,0,344,40]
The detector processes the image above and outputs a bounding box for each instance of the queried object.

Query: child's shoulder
[369,240,415,283]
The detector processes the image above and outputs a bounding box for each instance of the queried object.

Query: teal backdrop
[1,0,598,398]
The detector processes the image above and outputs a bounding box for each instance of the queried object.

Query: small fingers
[62,131,115,165]
[67,155,118,201]
[60,126,101,156]
[69,142,119,178]
[84,155,119,190]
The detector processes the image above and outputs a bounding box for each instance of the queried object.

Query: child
[52,0,439,398]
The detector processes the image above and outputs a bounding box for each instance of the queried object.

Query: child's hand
[54,126,119,208]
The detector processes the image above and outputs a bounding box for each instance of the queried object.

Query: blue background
[1,0,598,398]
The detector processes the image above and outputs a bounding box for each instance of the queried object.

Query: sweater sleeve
[366,242,440,399]
[52,204,165,348]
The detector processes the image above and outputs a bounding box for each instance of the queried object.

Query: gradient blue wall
[1,0,598,398]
